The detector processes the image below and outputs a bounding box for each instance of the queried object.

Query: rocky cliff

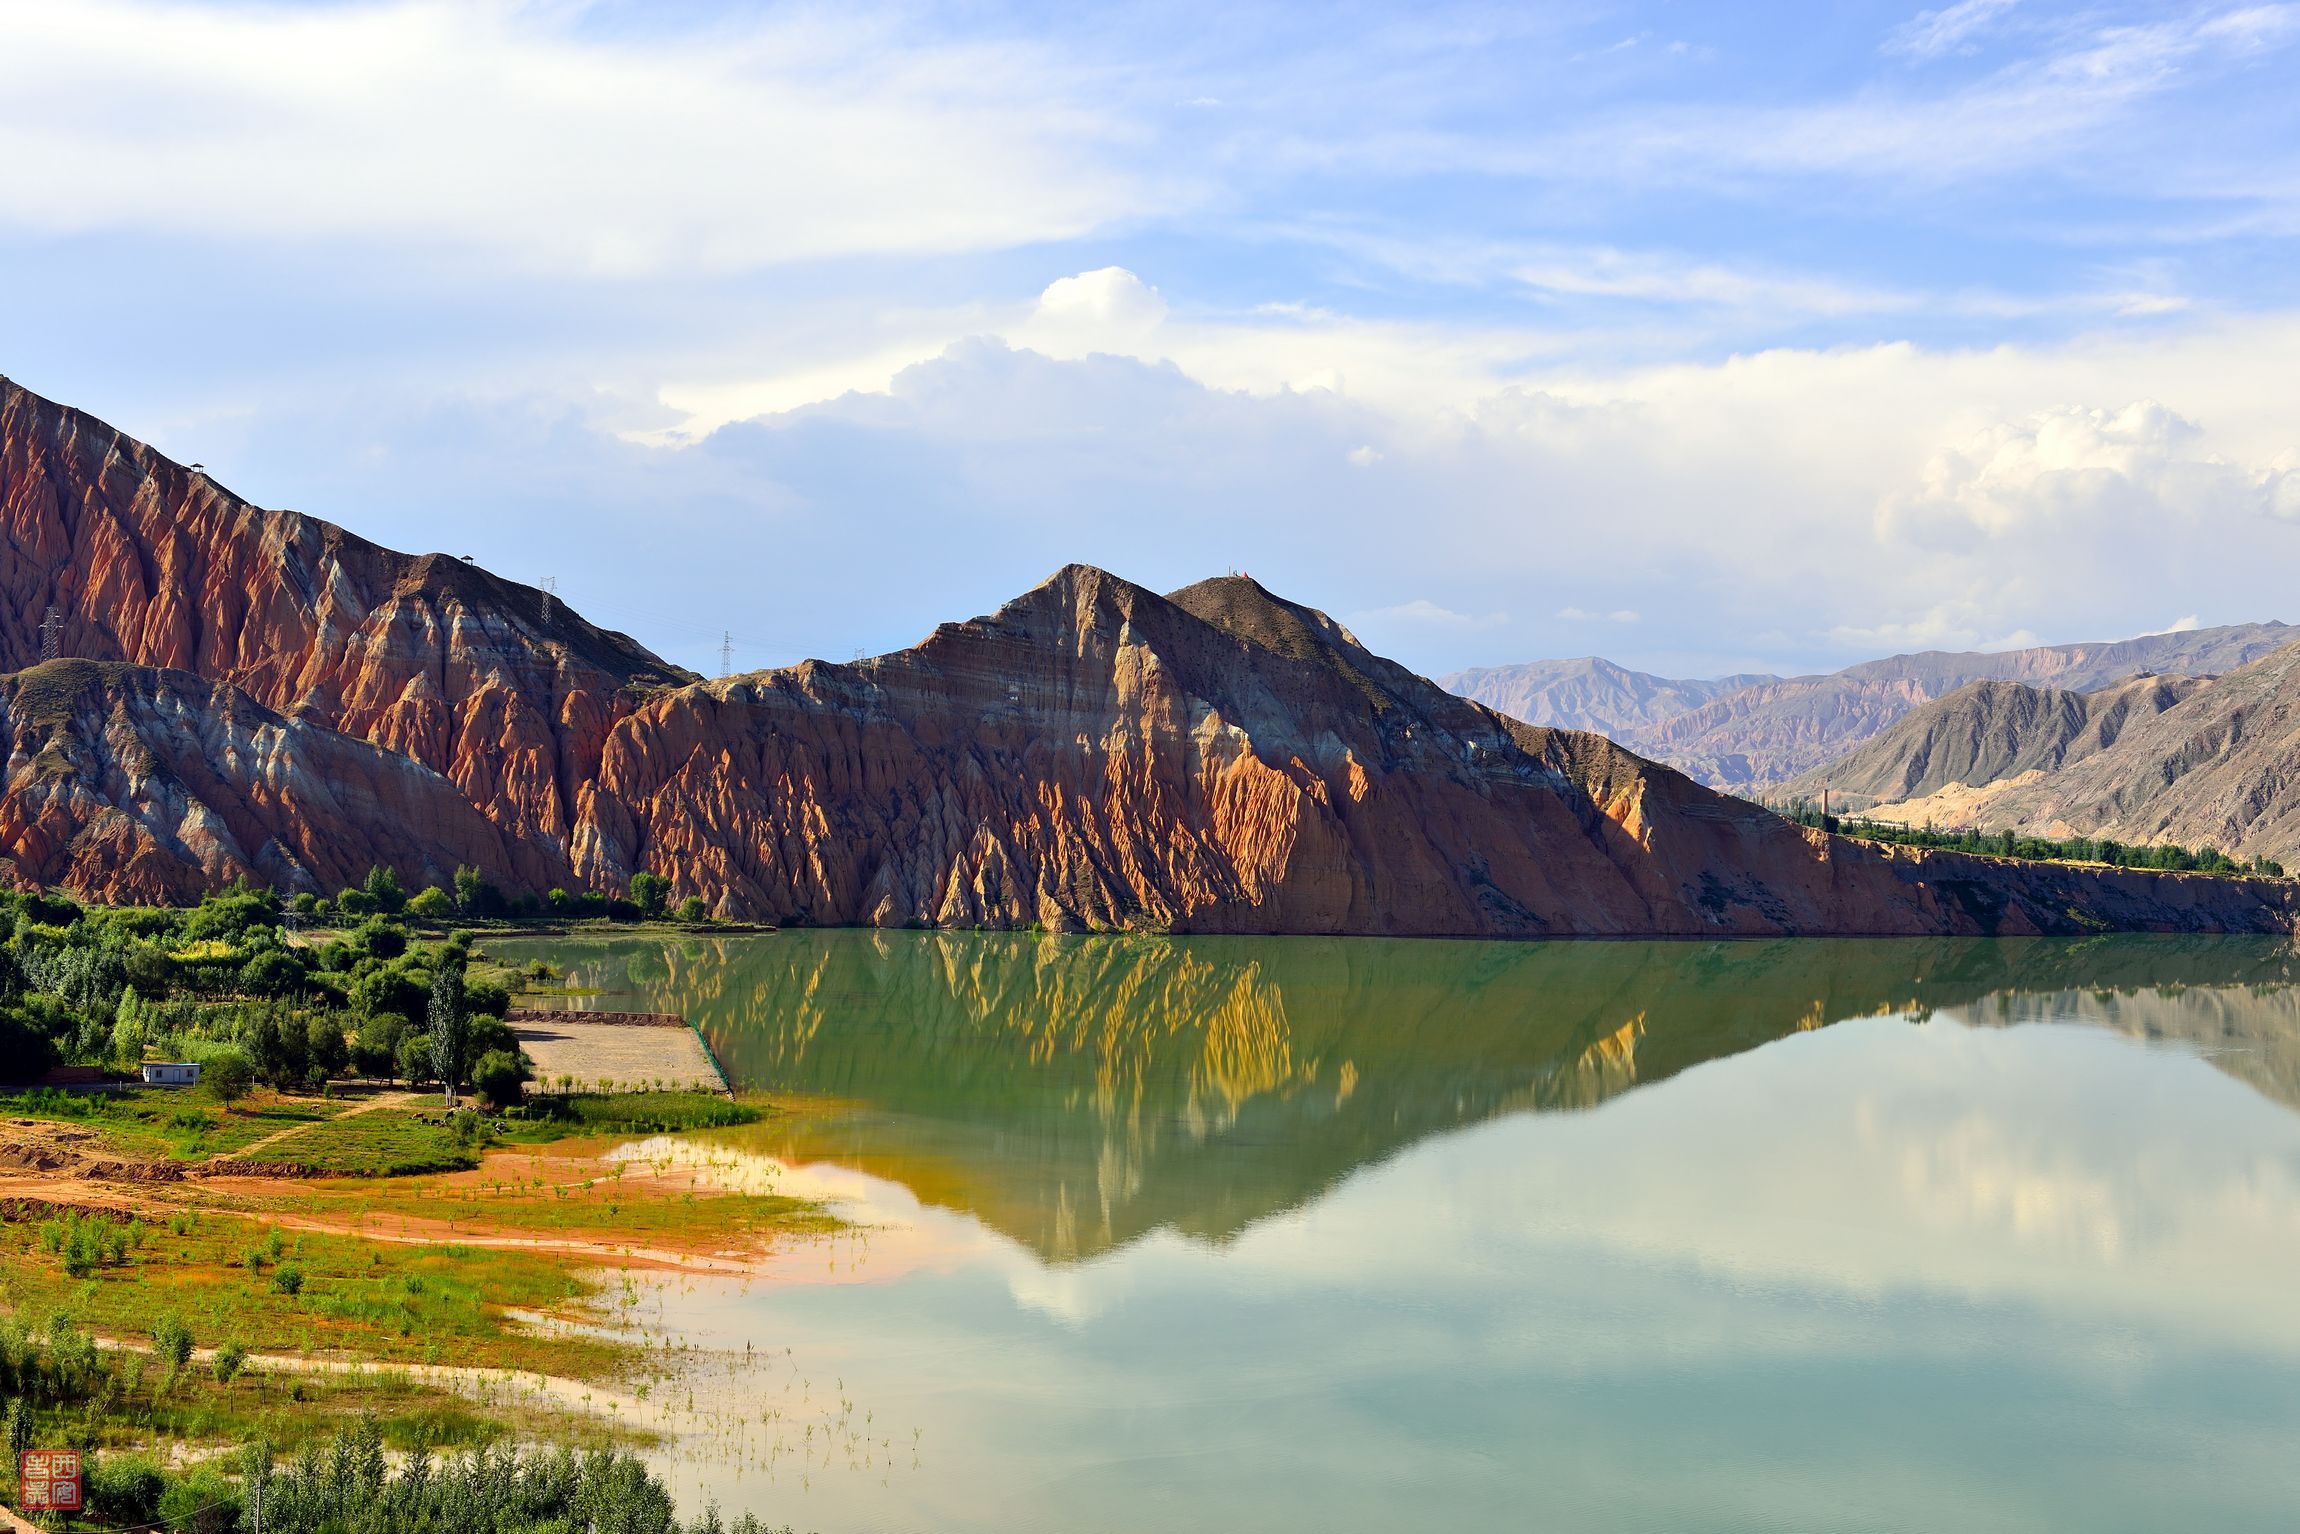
[0,660,566,904]
[1437,657,1771,735]
[1452,623,2291,789]
[1953,641,2300,863]
[0,375,690,846]
[1775,673,2204,812]
[570,566,2300,937]
[3,374,2296,936]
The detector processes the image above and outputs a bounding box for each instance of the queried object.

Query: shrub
[154,1315,195,1384]
[406,886,454,920]
[463,977,511,1018]
[211,1340,247,1384]
[673,895,709,923]
[354,919,409,962]
[271,1263,305,1296]
[471,1048,530,1109]
[88,1455,168,1526]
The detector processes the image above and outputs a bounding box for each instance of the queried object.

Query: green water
[505,931,2300,1532]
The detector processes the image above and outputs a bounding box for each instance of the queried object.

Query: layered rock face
[572,567,2300,937]
[2,372,2295,935]
[0,376,688,846]
[1775,673,2205,813]
[0,660,566,904]
[1451,623,2291,789]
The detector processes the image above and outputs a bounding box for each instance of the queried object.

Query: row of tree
[291,863,708,927]
[1773,803,2289,877]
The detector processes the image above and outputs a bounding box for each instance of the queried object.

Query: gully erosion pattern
[528,930,2300,1264]
[4,375,2300,937]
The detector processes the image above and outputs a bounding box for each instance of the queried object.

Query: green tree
[452,863,502,917]
[362,864,407,915]
[394,1033,434,1089]
[406,886,453,920]
[471,1048,530,1109]
[427,962,470,1107]
[628,871,671,920]
[673,894,709,923]
[204,1048,255,1112]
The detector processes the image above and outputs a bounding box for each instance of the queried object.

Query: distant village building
[141,1061,202,1087]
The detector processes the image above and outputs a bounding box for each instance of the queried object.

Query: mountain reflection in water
[512,931,2300,1262]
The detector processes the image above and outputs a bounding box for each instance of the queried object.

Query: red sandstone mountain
[0,375,688,848]
[0,373,2294,936]
[0,660,565,904]
[571,566,2300,936]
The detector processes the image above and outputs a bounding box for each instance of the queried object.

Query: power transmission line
[37,604,62,663]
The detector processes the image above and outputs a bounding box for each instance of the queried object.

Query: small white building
[142,1062,202,1087]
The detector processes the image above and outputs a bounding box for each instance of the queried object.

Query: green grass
[1,1086,346,1160]
[238,1109,478,1176]
[501,1091,759,1141]
[0,1204,624,1379]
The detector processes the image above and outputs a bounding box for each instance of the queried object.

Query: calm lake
[500,931,2300,1533]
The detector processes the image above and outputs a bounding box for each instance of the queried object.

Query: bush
[464,977,511,1017]
[271,1263,305,1296]
[354,919,409,962]
[157,1468,239,1534]
[154,1315,195,1384]
[87,1455,168,1526]
[406,886,454,920]
[471,1048,530,1109]
[673,895,709,923]
[211,1339,247,1384]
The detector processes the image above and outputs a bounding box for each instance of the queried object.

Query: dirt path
[210,1090,416,1163]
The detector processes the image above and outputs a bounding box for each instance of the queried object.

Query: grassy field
[3,1085,355,1160]
[1,1087,830,1470]
[234,1108,478,1175]
[2,1086,762,1176]
[0,1204,623,1378]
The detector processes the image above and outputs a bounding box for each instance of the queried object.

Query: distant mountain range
[1446,625,2294,791]
[1790,641,2300,863]
[2,371,2294,935]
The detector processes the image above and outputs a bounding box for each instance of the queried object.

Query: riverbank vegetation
[1773,802,2289,877]
[0,882,817,1529]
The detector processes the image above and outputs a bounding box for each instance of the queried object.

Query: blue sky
[3,0,2298,680]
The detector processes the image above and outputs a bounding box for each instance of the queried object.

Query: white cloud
[1877,400,2300,550]
[1346,445,1383,468]
[1558,607,1641,623]
[0,0,1154,275]
[1570,4,2300,187]
[1513,247,1914,317]
[1350,600,1507,629]
[1885,0,2022,62]
[1018,267,1172,357]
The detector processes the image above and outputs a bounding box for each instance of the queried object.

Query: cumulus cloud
[1877,401,2300,551]
[1019,267,1172,357]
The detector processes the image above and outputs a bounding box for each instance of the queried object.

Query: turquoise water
[506,932,2300,1532]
